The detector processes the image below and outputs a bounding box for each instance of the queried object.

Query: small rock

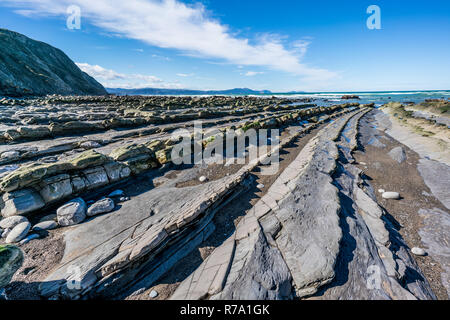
[32,220,58,231]
[6,222,31,243]
[19,233,40,245]
[87,198,115,217]
[378,189,385,194]
[0,216,29,230]
[80,141,101,149]
[57,198,87,226]
[382,191,400,200]
[411,247,426,256]
[108,189,125,198]
[119,196,130,202]
[199,176,207,182]
[257,183,265,189]
[149,290,158,298]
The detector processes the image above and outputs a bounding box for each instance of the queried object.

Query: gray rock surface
[418,207,450,296]
[1,188,45,217]
[417,159,450,210]
[57,198,87,226]
[388,146,407,163]
[0,28,106,97]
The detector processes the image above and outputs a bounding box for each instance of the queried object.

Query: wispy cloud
[244,71,264,76]
[176,73,194,77]
[3,0,337,81]
[76,62,182,89]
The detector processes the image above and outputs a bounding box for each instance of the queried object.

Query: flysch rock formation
[0,29,107,97]
[0,95,447,300]
[171,109,435,300]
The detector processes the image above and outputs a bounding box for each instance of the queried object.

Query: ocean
[269,90,450,107]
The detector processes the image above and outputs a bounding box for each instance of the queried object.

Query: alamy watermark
[366,5,381,30]
[366,265,382,290]
[66,5,81,30]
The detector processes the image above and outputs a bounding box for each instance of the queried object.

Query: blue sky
[0,0,449,92]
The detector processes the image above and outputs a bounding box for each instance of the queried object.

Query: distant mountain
[106,87,273,96]
[0,29,107,97]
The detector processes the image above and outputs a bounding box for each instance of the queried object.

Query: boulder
[32,220,58,231]
[0,216,29,229]
[57,198,87,226]
[0,245,23,288]
[5,221,31,243]
[87,198,115,217]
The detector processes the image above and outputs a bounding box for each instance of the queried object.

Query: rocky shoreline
[0,95,448,300]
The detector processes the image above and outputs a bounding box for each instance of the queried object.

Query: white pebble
[199,176,207,182]
[378,189,385,194]
[411,247,426,256]
[149,290,158,298]
[257,184,265,189]
[382,191,400,199]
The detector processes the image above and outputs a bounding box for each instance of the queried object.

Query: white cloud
[76,62,182,89]
[4,0,337,81]
[176,73,194,77]
[244,71,264,76]
[76,63,125,81]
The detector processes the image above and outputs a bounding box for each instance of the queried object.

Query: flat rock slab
[388,146,407,163]
[417,159,450,210]
[418,207,450,296]
[39,165,252,298]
